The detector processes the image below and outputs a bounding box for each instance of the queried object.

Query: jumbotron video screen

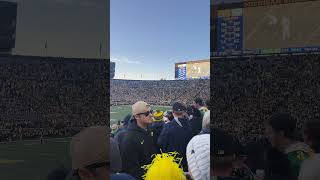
[214,0,320,55]
[175,60,210,80]
[0,1,17,50]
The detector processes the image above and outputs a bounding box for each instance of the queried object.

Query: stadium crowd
[212,54,320,145]
[0,55,108,142]
[2,53,320,180]
[110,79,210,106]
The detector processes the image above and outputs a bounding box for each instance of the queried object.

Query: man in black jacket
[157,102,193,172]
[120,101,158,180]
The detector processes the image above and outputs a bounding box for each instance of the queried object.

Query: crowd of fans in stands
[0,55,108,142]
[110,79,210,106]
[212,54,320,145]
[3,53,320,180]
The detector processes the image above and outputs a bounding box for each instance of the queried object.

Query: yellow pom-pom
[142,152,186,180]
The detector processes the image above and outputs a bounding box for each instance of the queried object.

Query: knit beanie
[186,134,210,180]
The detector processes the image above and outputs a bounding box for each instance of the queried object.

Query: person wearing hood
[114,114,131,150]
[265,112,312,179]
[120,101,158,180]
[298,119,320,180]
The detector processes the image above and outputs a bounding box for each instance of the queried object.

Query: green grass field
[0,105,171,180]
[0,138,71,180]
[110,105,171,125]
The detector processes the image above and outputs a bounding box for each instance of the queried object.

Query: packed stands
[0,55,108,142]
[212,54,320,144]
[110,79,210,106]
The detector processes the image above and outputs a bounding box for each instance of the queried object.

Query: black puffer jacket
[120,120,157,180]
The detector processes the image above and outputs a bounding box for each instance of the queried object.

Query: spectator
[120,101,158,180]
[200,110,210,134]
[157,102,193,172]
[69,126,109,180]
[265,112,312,179]
[187,106,202,136]
[298,120,320,180]
[110,137,122,173]
[186,134,210,180]
[212,128,245,179]
[114,114,131,149]
[193,97,208,118]
[111,124,119,137]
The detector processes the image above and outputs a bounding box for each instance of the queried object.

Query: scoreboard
[175,60,210,80]
[217,16,243,53]
[0,1,17,52]
[175,63,187,80]
[110,61,115,79]
[213,0,320,56]
[216,7,244,54]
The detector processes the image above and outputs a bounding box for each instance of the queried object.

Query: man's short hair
[194,98,204,106]
[268,112,297,139]
[172,102,187,112]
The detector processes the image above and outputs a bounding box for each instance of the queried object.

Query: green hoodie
[285,142,313,178]
[199,106,208,118]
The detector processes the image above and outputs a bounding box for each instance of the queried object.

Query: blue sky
[111,0,210,80]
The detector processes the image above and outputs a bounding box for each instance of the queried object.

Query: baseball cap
[132,101,150,115]
[268,112,297,138]
[194,97,204,106]
[187,134,210,180]
[172,102,187,112]
[70,126,109,170]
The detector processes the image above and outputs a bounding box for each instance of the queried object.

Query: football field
[0,138,71,180]
[110,105,171,125]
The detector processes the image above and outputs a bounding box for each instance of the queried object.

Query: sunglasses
[85,162,110,170]
[137,110,153,116]
[73,162,110,176]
